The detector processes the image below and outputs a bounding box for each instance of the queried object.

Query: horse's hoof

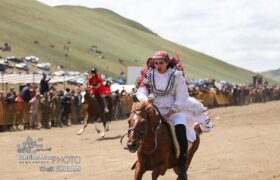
[100,132,105,138]
[97,130,101,133]
[77,129,84,135]
[105,125,110,131]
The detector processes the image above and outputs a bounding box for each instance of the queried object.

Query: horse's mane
[131,101,151,111]
[131,101,169,125]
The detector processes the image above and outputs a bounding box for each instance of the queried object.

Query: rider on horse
[136,51,213,179]
[88,67,110,112]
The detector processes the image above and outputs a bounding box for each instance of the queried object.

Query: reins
[120,103,165,155]
[139,104,163,155]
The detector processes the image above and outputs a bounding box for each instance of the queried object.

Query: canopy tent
[0,73,81,84]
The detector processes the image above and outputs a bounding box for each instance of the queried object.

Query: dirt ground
[0,101,280,180]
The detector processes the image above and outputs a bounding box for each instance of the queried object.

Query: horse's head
[81,88,92,103]
[126,101,158,153]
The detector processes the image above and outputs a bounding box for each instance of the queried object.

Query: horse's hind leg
[98,116,106,138]
[100,126,106,138]
[152,164,168,180]
[105,121,110,131]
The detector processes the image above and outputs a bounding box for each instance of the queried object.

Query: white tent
[0,73,79,84]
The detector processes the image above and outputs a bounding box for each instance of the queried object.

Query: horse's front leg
[134,161,146,180]
[93,121,101,134]
[152,163,168,180]
[105,113,111,132]
[77,115,89,135]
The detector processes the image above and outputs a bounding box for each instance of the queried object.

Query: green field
[262,69,280,83]
[0,0,255,83]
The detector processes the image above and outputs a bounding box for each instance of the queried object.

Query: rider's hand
[163,109,177,122]
[162,116,169,123]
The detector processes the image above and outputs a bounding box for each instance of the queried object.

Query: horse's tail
[131,161,137,170]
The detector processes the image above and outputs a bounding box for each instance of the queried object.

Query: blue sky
[38,0,280,72]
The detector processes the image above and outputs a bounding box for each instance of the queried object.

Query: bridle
[120,103,164,156]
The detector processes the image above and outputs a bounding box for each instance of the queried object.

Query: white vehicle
[66,71,81,76]
[53,70,65,76]
[25,56,39,63]
[15,63,28,70]
[37,63,51,70]
[6,56,22,63]
[67,77,86,85]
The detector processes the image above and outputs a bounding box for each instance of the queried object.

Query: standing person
[61,88,71,126]
[21,83,32,103]
[136,51,213,180]
[41,92,51,129]
[88,68,109,112]
[49,90,56,126]
[29,93,42,129]
[14,92,24,130]
[0,90,4,100]
[31,85,38,98]
[0,91,5,131]
[6,88,16,127]
[40,73,51,95]
[113,90,121,119]
[21,83,32,127]
[51,90,64,127]
[73,89,82,123]
[69,90,76,123]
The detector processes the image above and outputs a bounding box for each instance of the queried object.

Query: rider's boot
[175,124,188,180]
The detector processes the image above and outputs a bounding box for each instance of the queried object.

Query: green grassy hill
[262,69,280,83]
[0,0,255,83]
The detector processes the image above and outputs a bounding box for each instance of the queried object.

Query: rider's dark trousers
[175,124,187,177]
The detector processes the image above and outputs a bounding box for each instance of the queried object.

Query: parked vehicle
[67,77,86,85]
[0,64,6,71]
[15,63,28,70]
[53,70,65,76]
[25,56,39,63]
[37,63,51,70]
[6,56,22,63]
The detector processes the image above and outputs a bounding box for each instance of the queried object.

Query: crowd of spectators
[0,74,84,131]
[187,74,280,107]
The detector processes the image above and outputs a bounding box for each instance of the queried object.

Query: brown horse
[77,90,115,138]
[124,101,202,180]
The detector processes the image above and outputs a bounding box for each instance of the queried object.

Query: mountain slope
[0,0,254,83]
[262,68,280,83]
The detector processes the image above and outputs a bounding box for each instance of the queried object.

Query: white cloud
[38,0,280,72]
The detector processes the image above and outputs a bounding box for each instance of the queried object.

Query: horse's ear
[145,104,154,114]
[147,99,153,104]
